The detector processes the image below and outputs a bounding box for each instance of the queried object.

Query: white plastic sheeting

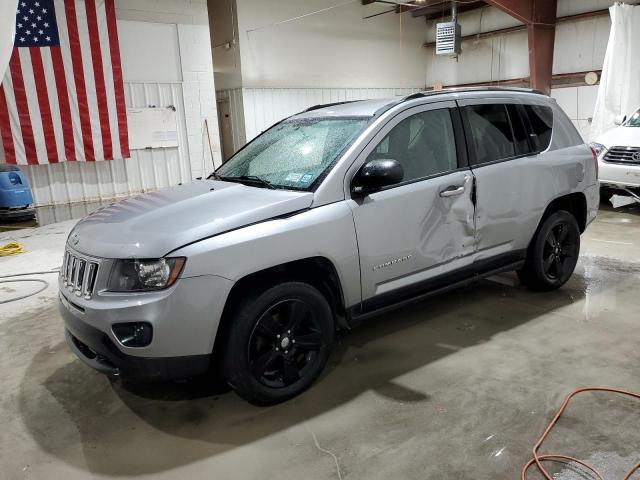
[0,0,17,78]
[590,3,640,140]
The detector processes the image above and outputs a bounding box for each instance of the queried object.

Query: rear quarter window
[463,104,516,165]
[523,104,553,152]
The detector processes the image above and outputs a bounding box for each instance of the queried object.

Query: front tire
[518,210,580,291]
[221,281,334,405]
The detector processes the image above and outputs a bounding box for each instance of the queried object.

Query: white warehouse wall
[21,0,222,221]
[215,0,429,151]
[216,0,624,154]
[233,0,428,89]
[551,85,599,140]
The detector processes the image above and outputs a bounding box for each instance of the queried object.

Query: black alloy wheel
[222,281,334,405]
[541,222,578,281]
[248,299,324,388]
[518,210,581,291]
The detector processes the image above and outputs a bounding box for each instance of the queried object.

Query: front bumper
[599,160,640,188]
[59,272,234,380]
[63,305,210,380]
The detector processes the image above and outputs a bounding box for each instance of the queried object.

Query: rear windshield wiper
[217,175,276,189]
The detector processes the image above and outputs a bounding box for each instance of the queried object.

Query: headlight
[589,142,607,157]
[107,257,186,292]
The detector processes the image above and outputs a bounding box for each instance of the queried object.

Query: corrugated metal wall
[22,82,191,223]
[219,87,422,153]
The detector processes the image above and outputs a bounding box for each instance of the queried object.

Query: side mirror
[614,114,627,126]
[352,159,404,195]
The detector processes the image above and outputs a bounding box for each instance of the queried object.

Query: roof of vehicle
[294,87,548,119]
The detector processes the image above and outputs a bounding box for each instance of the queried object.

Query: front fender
[172,202,362,309]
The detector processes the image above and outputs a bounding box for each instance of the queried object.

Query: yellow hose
[0,241,25,257]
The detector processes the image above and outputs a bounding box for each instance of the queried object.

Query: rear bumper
[61,295,211,380]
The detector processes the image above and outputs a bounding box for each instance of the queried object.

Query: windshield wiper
[218,175,276,189]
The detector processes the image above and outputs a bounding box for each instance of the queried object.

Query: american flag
[0,0,129,165]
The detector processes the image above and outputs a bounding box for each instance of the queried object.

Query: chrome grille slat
[63,249,99,299]
[75,259,86,296]
[604,146,640,165]
[69,257,78,292]
[83,263,97,299]
[65,252,73,284]
[62,252,69,285]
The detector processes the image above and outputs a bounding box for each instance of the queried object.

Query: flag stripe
[50,47,75,160]
[75,0,103,161]
[19,48,48,165]
[30,47,59,163]
[97,0,121,160]
[0,72,25,165]
[55,1,86,162]
[64,0,95,161]
[0,87,16,164]
[41,48,66,163]
[9,51,38,165]
[105,0,129,157]
[85,0,112,159]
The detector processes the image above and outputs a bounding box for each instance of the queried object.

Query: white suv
[591,108,640,199]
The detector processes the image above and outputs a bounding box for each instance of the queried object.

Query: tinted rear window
[464,104,516,165]
[507,105,531,156]
[523,104,553,152]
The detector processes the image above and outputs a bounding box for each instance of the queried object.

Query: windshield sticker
[300,173,314,184]
[285,172,303,183]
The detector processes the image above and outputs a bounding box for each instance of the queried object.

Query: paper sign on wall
[127,107,179,150]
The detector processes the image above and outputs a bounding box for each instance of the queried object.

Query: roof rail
[303,100,359,112]
[372,86,546,117]
[401,86,546,101]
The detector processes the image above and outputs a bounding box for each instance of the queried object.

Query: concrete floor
[1,202,639,480]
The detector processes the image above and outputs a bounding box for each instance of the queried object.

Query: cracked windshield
[215,117,369,190]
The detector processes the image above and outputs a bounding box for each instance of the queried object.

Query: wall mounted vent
[436,21,461,57]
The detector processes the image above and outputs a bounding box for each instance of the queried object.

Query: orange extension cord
[522,388,640,480]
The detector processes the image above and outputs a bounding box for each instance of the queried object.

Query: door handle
[439,185,465,197]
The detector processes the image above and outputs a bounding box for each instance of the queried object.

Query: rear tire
[221,281,334,405]
[518,210,580,291]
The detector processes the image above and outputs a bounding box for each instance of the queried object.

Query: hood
[595,125,640,148]
[69,180,314,258]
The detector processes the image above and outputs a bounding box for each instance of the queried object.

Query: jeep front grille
[62,250,99,299]
[603,146,640,165]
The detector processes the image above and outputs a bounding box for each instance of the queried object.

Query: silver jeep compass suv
[59,88,599,405]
